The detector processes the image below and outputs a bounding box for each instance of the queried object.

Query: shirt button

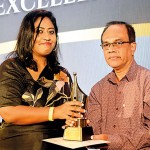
[118,91,121,94]
[113,125,116,128]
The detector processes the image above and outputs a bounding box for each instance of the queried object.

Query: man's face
[101,24,136,71]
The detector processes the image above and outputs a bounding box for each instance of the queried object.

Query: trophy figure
[63,73,93,141]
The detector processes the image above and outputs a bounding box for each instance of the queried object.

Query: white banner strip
[0,23,150,55]
[0,27,103,55]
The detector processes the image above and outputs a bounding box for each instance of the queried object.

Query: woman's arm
[0,101,85,125]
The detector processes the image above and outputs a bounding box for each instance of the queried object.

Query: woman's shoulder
[0,57,25,71]
[54,66,72,82]
[58,66,70,74]
[0,58,16,68]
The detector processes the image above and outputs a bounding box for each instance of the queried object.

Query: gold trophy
[63,73,93,141]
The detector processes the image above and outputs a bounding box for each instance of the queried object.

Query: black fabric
[0,58,72,150]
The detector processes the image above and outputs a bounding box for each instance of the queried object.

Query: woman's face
[32,17,57,59]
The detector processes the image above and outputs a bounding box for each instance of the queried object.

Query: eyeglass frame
[100,41,132,50]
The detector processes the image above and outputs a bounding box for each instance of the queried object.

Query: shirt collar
[108,60,138,83]
[126,60,138,81]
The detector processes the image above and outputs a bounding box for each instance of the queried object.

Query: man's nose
[108,44,116,52]
[108,43,116,48]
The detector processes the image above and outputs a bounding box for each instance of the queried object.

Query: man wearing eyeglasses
[86,21,150,149]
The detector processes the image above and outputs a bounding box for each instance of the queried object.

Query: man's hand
[62,118,90,129]
[91,134,108,141]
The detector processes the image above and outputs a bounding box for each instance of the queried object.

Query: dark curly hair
[10,9,60,73]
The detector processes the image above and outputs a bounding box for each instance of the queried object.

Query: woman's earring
[53,46,57,52]
[53,38,58,51]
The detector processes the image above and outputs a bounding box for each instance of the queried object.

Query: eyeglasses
[100,41,131,50]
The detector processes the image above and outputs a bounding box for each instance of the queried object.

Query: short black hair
[101,21,136,43]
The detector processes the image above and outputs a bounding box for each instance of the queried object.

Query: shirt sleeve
[86,83,102,135]
[136,74,150,148]
[0,60,26,107]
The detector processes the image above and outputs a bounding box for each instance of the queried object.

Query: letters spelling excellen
[0,0,87,16]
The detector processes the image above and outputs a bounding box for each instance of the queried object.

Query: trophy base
[63,126,93,141]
